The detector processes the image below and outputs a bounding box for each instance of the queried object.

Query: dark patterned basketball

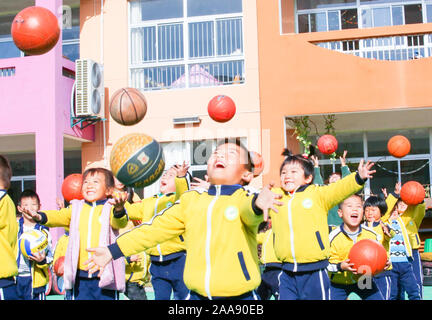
[109,88,147,126]
[110,133,165,188]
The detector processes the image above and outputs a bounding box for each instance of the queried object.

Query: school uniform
[16,218,53,300]
[109,184,263,299]
[125,176,189,300]
[269,172,366,300]
[38,198,128,300]
[256,228,282,300]
[328,225,384,300]
[0,190,19,300]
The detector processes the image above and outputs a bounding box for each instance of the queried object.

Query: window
[295,0,426,33]
[62,0,80,61]
[306,128,432,197]
[129,0,244,91]
[0,0,35,59]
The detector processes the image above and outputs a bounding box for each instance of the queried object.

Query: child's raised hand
[109,191,128,212]
[255,182,283,221]
[394,182,401,195]
[340,150,348,167]
[357,159,376,180]
[173,161,190,177]
[310,155,319,168]
[56,197,65,210]
[190,176,210,190]
[380,221,391,238]
[84,247,113,276]
[381,187,388,198]
[129,254,142,263]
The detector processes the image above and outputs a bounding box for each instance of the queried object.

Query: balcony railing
[314,33,432,60]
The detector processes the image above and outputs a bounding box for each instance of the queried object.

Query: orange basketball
[61,173,83,202]
[208,95,236,123]
[317,134,338,155]
[109,88,147,126]
[400,181,425,205]
[348,239,387,276]
[11,6,60,55]
[54,256,65,277]
[387,135,411,158]
[250,151,264,177]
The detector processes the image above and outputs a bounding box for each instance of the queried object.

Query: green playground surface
[46,286,432,300]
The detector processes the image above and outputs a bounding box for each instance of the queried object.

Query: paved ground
[47,286,432,300]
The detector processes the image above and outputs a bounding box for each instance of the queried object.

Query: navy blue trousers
[149,254,188,300]
[65,276,119,300]
[330,280,384,300]
[257,267,281,300]
[279,269,330,300]
[390,261,421,300]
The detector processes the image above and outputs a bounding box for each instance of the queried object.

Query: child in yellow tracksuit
[267,150,375,300]
[256,219,282,300]
[16,190,54,300]
[124,163,190,300]
[86,139,284,300]
[382,197,423,300]
[328,195,386,300]
[22,168,129,300]
[0,155,19,300]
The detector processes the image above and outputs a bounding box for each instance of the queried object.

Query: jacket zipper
[287,194,297,272]
[86,202,96,276]
[204,185,221,300]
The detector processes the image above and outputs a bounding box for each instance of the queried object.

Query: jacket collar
[208,184,243,196]
[282,184,311,196]
[0,189,7,201]
[84,198,109,206]
[339,223,363,238]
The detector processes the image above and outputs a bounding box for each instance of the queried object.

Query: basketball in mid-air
[11,6,60,55]
[208,95,236,123]
[400,181,425,205]
[317,134,338,155]
[61,174,83,203]
[109,88,147,126]
[387,135,411,158]
[110,133,165,188]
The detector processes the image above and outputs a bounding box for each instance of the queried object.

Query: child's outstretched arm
[253,182,283,221]
[20,206,71,228]
[85,197,186,274]
[382,182,401,223]
[172,161,191,201]
[311,156,324,185]
[109,191,129,230]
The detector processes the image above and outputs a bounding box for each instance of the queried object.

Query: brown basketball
[109,88,147,126]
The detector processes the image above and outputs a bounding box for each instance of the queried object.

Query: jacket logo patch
[224,206,239,221]
[302,198,313,209]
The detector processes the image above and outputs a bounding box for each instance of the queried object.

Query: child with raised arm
[384,199,423,300]
[312,150,351,227]
[16,190,54,300]
[265,150,375,300]
[123,162,190,300]
[21,168,129,300]
[85,139,283,300]
[0,155,19,300]
[328,194,386,300]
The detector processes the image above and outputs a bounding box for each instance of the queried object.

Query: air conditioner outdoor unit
[74,59,104,118]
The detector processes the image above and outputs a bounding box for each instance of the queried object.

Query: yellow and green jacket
[39,199,128,274]
[327,224,378,285]
[269,172,365,272]
[53,232,69,263]
[124,176,189,262]
[109,184,263,298]
[382,194,425,250]
[0,190,18,287]
[256,228,282,268]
